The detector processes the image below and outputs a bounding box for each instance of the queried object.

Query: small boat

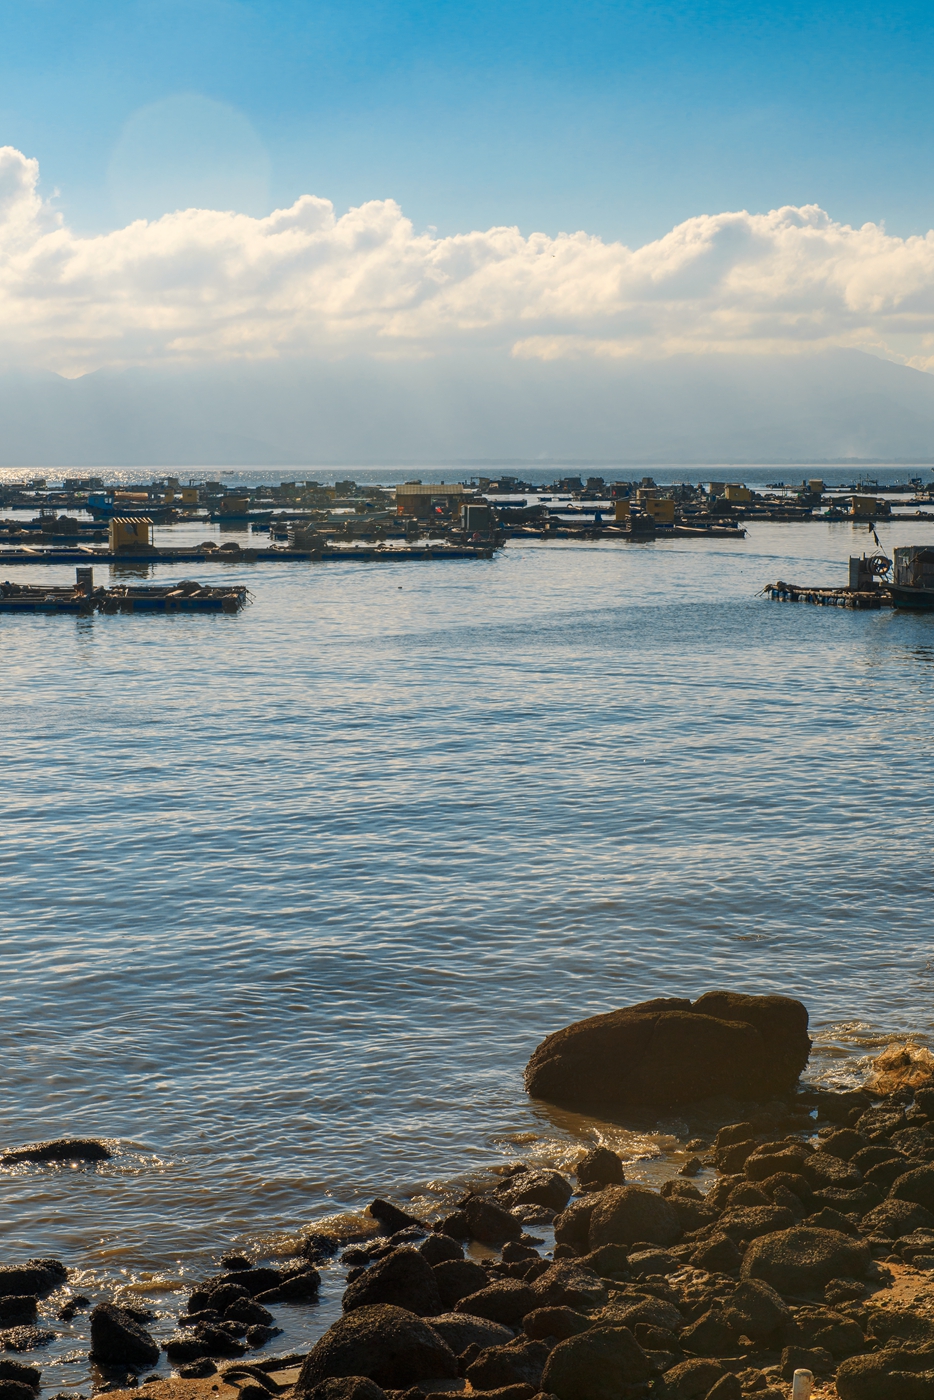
[890,547,934,609]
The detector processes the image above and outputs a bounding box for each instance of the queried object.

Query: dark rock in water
[296,1304,456,1392]
[742,1227,871,1295]
[540,1324,652,1400]
[426,1313,512,1356]
[1,1330,53,1352]
[0,1140,110,1165]
[220,1255,252,1272]
[465,1339,549,1392]
[0,1305,35,1330]
[576,1147,625,1189]
[302,1381,387,1400]
[431,1260,489,1308]
[245,1325,280,1347]
[689,1233,742,1274]
[224,1299,273,1327]
[342,1249,442,1319]
[418,1236,462,1266]
[89,1305,160,1367]
[524,992,810,1109]
[492,1171,572,1214]
[0,1266,63,1300]
[255,1265,320,1302]
[0,1362,39,1389]
[192,1326,246,1357]
[165,1335,212,1363]
[367,1201,423,1237]
[453,1281,536,1327]
[464,1198,522,1246]
[836,1348,934,1399]
[0,1381,38,1400]
[587,1185,681,1249]
[523,1307,591,1341]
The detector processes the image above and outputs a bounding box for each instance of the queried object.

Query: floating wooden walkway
[764,581,890,609]
[0,542,496,565]
[0,579,249,614]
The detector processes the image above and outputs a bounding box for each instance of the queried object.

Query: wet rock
[453,1281,537,1327]
[689,1234,742,1274]
[522,1308,590,1341]
[296,1305,456,1392]
[0,1363,39,1390]
[492,1172,572,1214]
[368,1202,424,1236]
[524,993,810,1110]
[1,1329,53,1352]
[0,1382,38,1400]
[431,1260,490,1308]
[576,1148,625,1190]
[837,1349,934,1400]
[741,1227,871,1295]
[527,1263,607,1311]
[0,1140,110,1165]
[224,1299,273,1327]
[418,1236,462,1266]
[552,1199,596,1254]
[0,1266,63,1300]
[426,1314,512,1356]
[464,1198,523,1246]
[220,1255,252,1272]
[890,1165,934,1214]
[89,1304,160,1368]
[465,1339,549,1392]
[177,1361,216,1379]
[587,1185,681,1249]
[661,1357,725,1398]
[245,1325,280,1347]
[0,1305,35,1330]
[343,1249,442,1318]
[540,1324,652,1400]
[255,1264,321,1302]
[302,1382,388,1400]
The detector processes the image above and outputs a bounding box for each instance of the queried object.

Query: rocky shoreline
[7,997,934,1400]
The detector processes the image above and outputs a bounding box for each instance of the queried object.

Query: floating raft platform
[764,581,890,609]
[0,542,496,565]
[0,576,249,614]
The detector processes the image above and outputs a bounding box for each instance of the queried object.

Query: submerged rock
[0,1141,110,1165]
[524,991,810,1109]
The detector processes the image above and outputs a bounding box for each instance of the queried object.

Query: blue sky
[4,0,934,244]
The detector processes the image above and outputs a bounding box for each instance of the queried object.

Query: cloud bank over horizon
[7,145,934,377]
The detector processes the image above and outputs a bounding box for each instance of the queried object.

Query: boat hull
[889,584,934,609]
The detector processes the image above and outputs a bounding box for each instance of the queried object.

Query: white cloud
[5,144,934,375]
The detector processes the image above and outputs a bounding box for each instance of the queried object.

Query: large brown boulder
[296,1305,456,1392]
[524,991,810,1109]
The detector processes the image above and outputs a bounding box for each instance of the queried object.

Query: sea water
[2,475,934,1384]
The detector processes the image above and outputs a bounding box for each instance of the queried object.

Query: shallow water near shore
[3,497,934,1386]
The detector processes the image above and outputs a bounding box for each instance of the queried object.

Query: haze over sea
[3,464,934,1383]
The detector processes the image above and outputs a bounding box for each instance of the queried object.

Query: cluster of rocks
[288,1079,934,1400]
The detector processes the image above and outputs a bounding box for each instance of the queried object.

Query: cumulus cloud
[5,144,934,375]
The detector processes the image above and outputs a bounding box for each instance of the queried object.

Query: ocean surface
[2,465,934,1387]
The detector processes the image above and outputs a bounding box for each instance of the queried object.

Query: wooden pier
[0,541,496,566]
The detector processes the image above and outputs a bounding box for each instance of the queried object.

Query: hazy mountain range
[2,349,934,468]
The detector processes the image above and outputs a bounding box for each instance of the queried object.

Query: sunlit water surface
[2,499,934,1387]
